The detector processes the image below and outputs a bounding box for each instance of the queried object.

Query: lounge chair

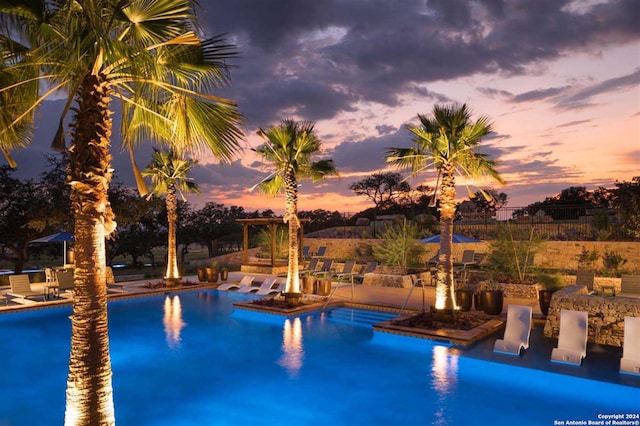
[620,316,640,376]
[237,277,277,294]
[299,258,320,275]
[56,270,75,296]
[354,261,377,283]
[8,274,44,303]
[312,259,334,278]
[105,266,125,292]
[332,260,358,284]
[551,309,588,366]
[455,250,477,268]
[493,304,533,356]
[217,275,254,291]
[301,246,311,260]
[619,275,640,298]
[575,270,595,293]
[311,246,327,259]
[255,278,286,296]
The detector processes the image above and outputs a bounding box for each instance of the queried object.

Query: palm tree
[252,119,337,296]
[386,104,503,314]
[143,149,199,285]
[0,2,242,424]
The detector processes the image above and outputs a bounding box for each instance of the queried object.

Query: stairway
[323,308,396,328]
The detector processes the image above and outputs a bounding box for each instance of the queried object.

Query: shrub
[485,223,545,282]
[373,218,424,271]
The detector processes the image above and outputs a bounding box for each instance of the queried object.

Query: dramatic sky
[11,0,640,215]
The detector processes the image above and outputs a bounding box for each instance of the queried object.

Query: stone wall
[304,238,640,272]
[543,285,640,347]
[362,271,432,288]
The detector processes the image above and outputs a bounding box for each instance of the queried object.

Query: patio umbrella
[30,231,75,266]
[420,233,481,243]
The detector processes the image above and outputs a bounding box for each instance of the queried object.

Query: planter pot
[302,275,315,294]
[482,290,504,315]
[283,292,302,305]
[197,267,207,282]
[220,268,229,281]
[538,290,555,317]
[205,267,218,283]
[455,290,473,312]
[473,292,484,311]
[316,280,332,296]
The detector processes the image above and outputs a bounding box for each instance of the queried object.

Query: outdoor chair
[301,246,311,260]
[56,270,75,296]
[456,250,477,268]
[312,259,334,278]
[255,278,286,296]
[332,261,358,284]
[493,304,532,356]
[575,270,595,293]
[620,316,640,376]
[105,266,125,292]
[8,274,44,304]
[217,275,254,291]
[551,309,588,366]
[311,246,327,259]
[299,258,320,275]
[354,261,377,283]
[619,275,640,298]
[237,277,277,294]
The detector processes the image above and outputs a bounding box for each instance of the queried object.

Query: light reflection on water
[163,295,186,349]
[279,317,304,377]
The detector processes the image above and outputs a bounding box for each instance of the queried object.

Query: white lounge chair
[217,275,254,291]
[8,274,44,303]
[237,277,277,294]
[620,316,640,376]
[493,304,532,356]
[551,309,588,366]
[255,278,286,296]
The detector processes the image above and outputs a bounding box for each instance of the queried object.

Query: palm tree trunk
[435,163,456,312]
[165,184,180,283]
[284,165,300,294]
[65,73,116,426]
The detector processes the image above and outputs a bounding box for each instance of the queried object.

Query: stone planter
[283,292,302,305]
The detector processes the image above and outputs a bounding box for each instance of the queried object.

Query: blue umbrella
[30,232,75,265]
[420,233,481,243]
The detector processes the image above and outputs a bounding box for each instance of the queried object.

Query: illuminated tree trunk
[284,165,300,294]
[65,73,116,426]
[165,183,180,283]
[435,162,456,312]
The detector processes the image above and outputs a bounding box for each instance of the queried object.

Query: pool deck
[1,271,639,389]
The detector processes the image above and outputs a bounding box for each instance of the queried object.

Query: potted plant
[481,282,504,315]
[219,266,229,281]
[537,273,564,317]
[302,273,315,294]
[454,282,473,312]
[206,261,219,283]
[197,264,207,282]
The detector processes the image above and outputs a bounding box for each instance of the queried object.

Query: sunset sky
[12,0,640,216]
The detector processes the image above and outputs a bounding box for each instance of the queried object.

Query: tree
[613,176,640,239]
[469,188,508,217]
[386,104,503,314]
[349,172,410,237]
[0,2,242,423]
[143,149,199,284]
[252,119,338,295]
[186,202,245,257]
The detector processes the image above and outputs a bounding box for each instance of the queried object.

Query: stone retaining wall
[543,285,640,347]
[362,272,432,288]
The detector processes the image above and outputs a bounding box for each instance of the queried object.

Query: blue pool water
[0,290,638,425]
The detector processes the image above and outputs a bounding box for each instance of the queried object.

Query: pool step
[324,308,396,327]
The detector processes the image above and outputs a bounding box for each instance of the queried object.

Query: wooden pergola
[235,218,310,268]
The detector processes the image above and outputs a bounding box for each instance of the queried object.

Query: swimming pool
[0,290,637,425]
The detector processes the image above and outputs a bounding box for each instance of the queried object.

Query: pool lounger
[237,277,277,294]
[551,309,588,366]
[620,316,640,376]
[218,275,254,291]
[493,304,532,356]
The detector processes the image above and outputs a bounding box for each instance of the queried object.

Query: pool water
[0,290,637,425]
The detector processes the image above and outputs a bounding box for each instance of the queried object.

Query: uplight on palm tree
[0,1,242,424]
[143,149,199,285]
[386,104,504,313]
[252,119,338,296]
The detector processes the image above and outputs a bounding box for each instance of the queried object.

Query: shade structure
[30,232,75,266]
[420,233,481,243]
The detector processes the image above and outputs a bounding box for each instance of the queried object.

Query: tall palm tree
[143,149,199,285]
[0,1,242,424]
[252,119,337,296]
[386,104,503,313]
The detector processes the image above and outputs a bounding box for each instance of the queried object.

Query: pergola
[235,217,310,268]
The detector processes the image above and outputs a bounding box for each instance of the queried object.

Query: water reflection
[431,345,458,425]
[163,295,186,349]
[278,317,304,377]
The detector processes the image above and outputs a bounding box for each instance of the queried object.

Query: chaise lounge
[493,304,532,356]
[551,309,588,366]
[218,275,254,291]
[620,316,640,376]
[8,274,45,304]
